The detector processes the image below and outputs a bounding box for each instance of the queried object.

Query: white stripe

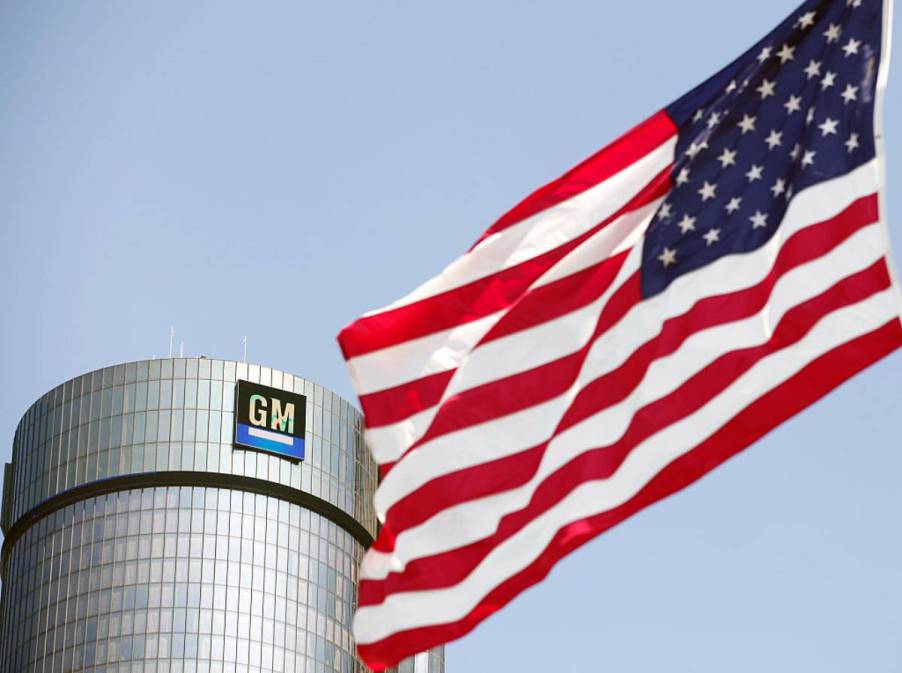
[439,207,653,396]
[361,136,676,318]
[365,406,439,466]
[434,162,881,401]
[354,286,899,643]
[362,222,887,580]
[350,312,501,397]
[373,161,880,516]
[361,207,653,466]
[350,200,660,398]
[363,161,878,466]
[357,206,655,466]
[529,198,658,286]
[247,426,296,446]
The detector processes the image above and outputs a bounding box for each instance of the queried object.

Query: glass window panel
[159,381,172,410]
[195,378,210,411]
[173,379,185,409]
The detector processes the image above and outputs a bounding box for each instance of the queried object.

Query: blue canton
[641,0,883,297]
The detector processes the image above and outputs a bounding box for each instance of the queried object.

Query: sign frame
[233,379,307,462]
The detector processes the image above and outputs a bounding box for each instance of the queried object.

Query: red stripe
[359,258,892,606]
[367,273,641,484]
[479,248,630,346]
[359,370,454,431]
[360,252,640,430]
[375,195,879,533]
[355,170,670,430]
[472,110,677,246]
[357,317,902,670]
[555,195,880,435]
[409,269,641,449]
[339,165,672,360]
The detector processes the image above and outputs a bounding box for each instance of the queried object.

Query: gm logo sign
[234,380,306,461]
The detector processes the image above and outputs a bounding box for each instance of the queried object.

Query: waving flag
[338,0,902,668]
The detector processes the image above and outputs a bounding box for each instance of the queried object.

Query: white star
[675,167,690,186]
[693,108,705,123]
[777,44,796,63]
[725,197,743,214]
[746,164,764,182]
[685,140,708,158]
[806,107,816,126]
[703,229,721,246]
[796,11,816,29]
[725,79,738,94]
[823,23,842,43]
[848,0,862,7]
[841,84,859,104]
[818,117,839,136]
[784,95,803,114]
[750,211,769,229]
[790,143,802,160]
[658,202,673,220]
[765,129,783,150]
[707,112,721,129]
[801,150,816,168]
[821,71,837,90]
[757,79,776,99]
[785,184,794,201]
[804,59,822,79]
[757,46,772,63]
[771,179,786,197]
[718,148,738,168]
[677,214,697,234]
[846,133,860,152]
[737,114,757,135]
[698,181,717,202]
[843,38,862,57]
[659,248,677,268]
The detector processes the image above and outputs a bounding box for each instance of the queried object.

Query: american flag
[338,0,902,668]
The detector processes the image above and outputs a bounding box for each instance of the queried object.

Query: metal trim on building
[0,469,375,579]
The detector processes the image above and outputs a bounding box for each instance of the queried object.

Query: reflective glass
[0,359,439,673]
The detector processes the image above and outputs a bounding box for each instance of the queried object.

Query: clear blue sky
[1,1,900,670]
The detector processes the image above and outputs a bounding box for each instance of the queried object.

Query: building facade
[0,358,444,673]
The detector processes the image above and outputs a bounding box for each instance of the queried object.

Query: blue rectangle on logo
[235,422,305,461]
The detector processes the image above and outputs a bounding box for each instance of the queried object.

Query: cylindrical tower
[0,358,444,673]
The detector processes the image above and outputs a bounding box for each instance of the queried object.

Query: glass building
[0,358,444,673]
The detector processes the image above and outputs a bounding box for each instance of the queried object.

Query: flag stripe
[409,264,640,452]
[359,228,647,467]
[354,287,901,646]
[370,211,883,546]
[364,161,877,478]
[354,314,902,669]
[358,370,456,433]
[372,165,880,518]
[363,219,885,574]
[349,173,669,397]
[360,256,891,600]
[473,110,678,245]
[357,206,653,465]
[339,137,676,360]
[479,244,632,347]
[356,234,637,429]
[402,193,877,460]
